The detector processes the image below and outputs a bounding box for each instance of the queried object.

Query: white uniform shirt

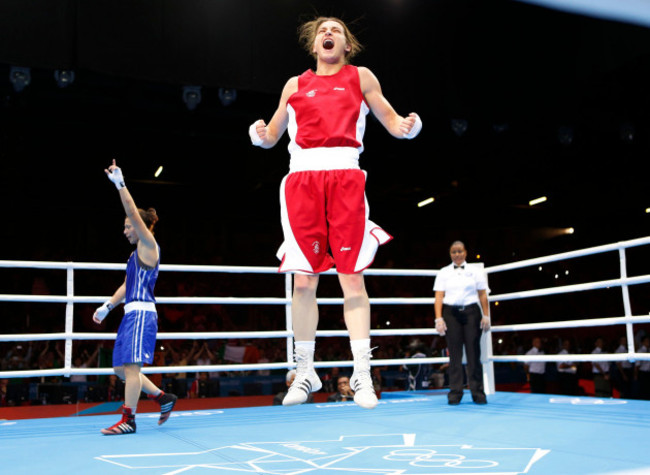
[526,346,546,374]
[433,262,489,307]
[557,349,577,374]
[591,347,610,373]
[70,363,88,382]
[636,345,650,372]
[615,344,634,369]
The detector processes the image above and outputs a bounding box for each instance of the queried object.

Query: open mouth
[323,38,334,50]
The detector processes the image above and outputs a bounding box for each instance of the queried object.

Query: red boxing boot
[101,405,136,435]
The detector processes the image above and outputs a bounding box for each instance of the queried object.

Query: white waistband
[289,147,360,172]
[124,301,156,313]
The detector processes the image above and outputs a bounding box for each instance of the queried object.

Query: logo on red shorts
[312,241,320,254]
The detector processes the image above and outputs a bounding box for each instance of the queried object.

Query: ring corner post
[481,329,496,395]
[63,262,75,378]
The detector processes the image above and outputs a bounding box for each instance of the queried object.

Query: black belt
[443,303,478,312]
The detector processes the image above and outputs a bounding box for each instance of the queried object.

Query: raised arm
[358,66,422,139]
[248,77,298,149]
[85,345,100,365]
[105,159,158,267]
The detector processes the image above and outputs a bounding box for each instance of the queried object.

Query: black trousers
[612,367,634,399]
[558,372,578,395]
[593,373,611,397]
[639,371,650,400]
[529,373,546,393]
[442,303,484,398]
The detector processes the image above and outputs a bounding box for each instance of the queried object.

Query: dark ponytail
[138,208,159,231]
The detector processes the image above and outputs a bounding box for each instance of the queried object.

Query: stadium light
[451,119,468,137]
[182,86,202,111]
[9,66,31,92]
[218,88,237,107]
[54,70,75,88]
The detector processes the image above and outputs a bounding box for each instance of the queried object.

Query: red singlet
[277,65,392,274]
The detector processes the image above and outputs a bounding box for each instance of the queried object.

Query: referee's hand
[435,318,447,336]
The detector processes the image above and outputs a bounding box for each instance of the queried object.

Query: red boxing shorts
[277,167,392,274]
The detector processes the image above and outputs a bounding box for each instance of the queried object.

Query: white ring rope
[490,275,650,303]
[1,235,649,385]
[0,328,447,343]
[491,353,650,363]
[492,315,650,332]
[485,236,650,274]
[0,260,438,276]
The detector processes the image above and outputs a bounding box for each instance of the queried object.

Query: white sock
[350,338,370,354]
[294,341,316,353]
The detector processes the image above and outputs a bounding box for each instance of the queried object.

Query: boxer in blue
[93,159,176,435]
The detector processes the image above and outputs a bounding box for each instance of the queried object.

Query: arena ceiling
[1,0,649,265]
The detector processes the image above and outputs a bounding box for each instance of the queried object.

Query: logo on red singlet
[306,89,317,97]
[312,241,321,254]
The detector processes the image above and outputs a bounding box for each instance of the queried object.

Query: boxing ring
[2,236,650,474]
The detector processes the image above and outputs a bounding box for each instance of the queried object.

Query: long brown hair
[298,16,363,62]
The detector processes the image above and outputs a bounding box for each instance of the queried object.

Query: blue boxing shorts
[112,302,158,367]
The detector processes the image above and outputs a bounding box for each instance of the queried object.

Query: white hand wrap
[249,120,264,146]
[403,113,422,139]
[107,167,126,190]
[95,301,114,323]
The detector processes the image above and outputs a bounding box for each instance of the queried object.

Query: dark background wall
[1,0,649,269]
